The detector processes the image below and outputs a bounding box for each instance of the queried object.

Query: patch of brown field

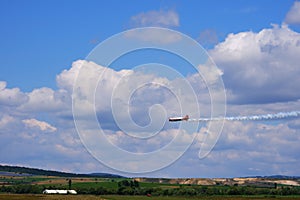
[1,175,52,180]
[272,180,300,186]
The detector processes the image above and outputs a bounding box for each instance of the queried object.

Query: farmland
[1,165,300,199]
[1,174,300,197]
[1,194,300,200]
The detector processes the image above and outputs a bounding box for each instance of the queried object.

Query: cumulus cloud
[130,10,179,28]
[22,118,57,132]
[0,81,6,90]
[197,59,224,85]
[0,42,299,176]
[65,60,205,172]
[170,102,300,177]
[19,87,69,112]
[69,60,201,125]
[0,115,15,129]
[285,1,300,25]
[216,118,300,174]
[0,81,28,106]
[210,24,300,104]
[56,60,83,92]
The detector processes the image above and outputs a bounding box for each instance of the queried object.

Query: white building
[43,189,77,195]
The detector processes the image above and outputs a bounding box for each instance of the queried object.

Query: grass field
[70,180,178,189]
[2,175,300,198]
[1,194,300,200]
[71,181,118,189]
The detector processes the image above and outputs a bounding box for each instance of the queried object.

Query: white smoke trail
[188,111,300,122]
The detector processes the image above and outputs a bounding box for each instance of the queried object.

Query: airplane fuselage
[169,115,189,122]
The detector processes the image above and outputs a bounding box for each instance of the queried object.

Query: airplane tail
[183,115,189,120]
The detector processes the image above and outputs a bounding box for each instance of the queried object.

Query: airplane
[169,115,189,122]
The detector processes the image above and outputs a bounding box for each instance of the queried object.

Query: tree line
[1,180,300,196]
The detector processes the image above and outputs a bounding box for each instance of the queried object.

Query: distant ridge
[0,164,123,178]
[243,175,300,179]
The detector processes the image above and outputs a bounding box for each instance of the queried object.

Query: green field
[70,180,177,189]
[72,181,118,189]
[2,174,300,198]
[1,194,300,200]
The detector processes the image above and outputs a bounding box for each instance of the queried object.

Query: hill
[245,175,300,179]
[0,164,123,178]
[135,176,300,187]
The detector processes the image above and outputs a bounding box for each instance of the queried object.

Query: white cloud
[0,82,28,106]
[198,29,219,46]
[124,28,182,44]
[173,110,300,177]
[130,10,179,28]
[68,60,205,172]
[197,59,224,85]
[0,115,15,129]
[69,60,201,126]
[210,24,300,104]
[218,119,300,166]
[22,118,57,132]
[55,144,81,157]
[126,10,181,44]
[0,81,6,90]
[19,87,69,112]
[285,1,300,25]
[0,43,299,176]
[56,60,83,92]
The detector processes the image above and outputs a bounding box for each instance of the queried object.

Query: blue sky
[1,0,300,177]
[1,0,296,91]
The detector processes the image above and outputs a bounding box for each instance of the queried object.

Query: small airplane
[169,115,189,122]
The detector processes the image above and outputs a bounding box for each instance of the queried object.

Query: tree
[68,179,72,190]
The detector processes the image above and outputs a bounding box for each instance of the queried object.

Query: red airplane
[169,115,189,122]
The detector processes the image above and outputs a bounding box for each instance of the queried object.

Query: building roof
[43,189,77,194]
